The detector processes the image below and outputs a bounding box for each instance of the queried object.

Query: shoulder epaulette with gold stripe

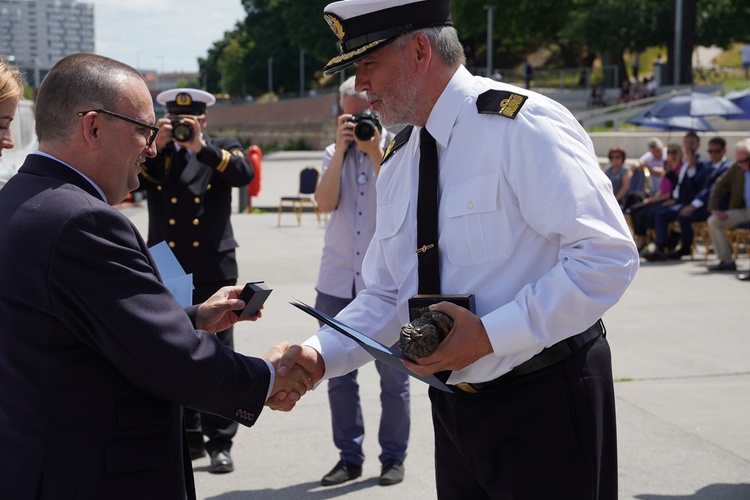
[476,90,528,119]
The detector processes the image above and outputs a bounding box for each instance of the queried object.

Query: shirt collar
[424,65,472,149]
[34,150,108,203]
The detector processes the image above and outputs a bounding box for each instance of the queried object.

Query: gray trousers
[707,207,750,262]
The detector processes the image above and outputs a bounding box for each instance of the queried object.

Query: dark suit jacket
[140,135,254,284]
[693,159,731,207]
[674,161,709,205]
[0,154,269,499]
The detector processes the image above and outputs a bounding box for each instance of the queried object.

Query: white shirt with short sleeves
[315,133,387,299]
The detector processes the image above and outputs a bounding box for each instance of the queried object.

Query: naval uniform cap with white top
[156,88,216,118]
[322,0,453,75]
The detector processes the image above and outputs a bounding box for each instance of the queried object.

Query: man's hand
[153,117,173,151]
[402,302,493,377]
[679,204,697,217]
[712,209,729,221]
[264,343,325,410]
[262,342,315,411]
[195,285,261,333]
[335,114,356,152]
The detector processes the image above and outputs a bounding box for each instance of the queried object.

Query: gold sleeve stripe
[217,149,231,172]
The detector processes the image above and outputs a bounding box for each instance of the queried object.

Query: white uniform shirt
[305,66,639,385]
[315,133,387,299]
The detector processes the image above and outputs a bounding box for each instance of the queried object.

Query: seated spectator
[645,75,658,97]
[629,144,681,251]
[644,132,709,261]
[638,137,667,195]
[663,137,731,260]
[604,146,632,210]
[589,83,606,107]
[618,79,631,103]
[706,139,750,276]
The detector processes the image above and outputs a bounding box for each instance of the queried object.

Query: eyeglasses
[708,149,723,154]
[667,149,679,154]
[77,109,159,147]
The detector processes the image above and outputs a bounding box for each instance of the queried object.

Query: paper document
[290,300,453,393]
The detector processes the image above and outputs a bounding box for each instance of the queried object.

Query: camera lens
[354,120,376,141]
[172,121,193,142]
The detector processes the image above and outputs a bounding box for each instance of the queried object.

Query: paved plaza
[118,150,750,499]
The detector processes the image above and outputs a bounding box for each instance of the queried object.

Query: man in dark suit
[139,88,253,473]
[663,137,731,260]
[0,53,311,500]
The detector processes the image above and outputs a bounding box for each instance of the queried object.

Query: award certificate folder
[290,300,453,393]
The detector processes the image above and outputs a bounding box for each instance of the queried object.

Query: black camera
[347,110,382,141]
[171,119,193,142]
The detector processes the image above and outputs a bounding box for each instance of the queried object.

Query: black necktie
[417,127,441,294]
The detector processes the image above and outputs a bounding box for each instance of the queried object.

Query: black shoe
[379,461,405,486]
[644,250,667,262]
[320,460,362,486]
[708,261,737,271]
[737,273,750,281]
[666,247,691,260]
[208,450,234,474]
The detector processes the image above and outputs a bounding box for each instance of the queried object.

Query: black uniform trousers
[430,337,617,500]
[185,279,239,454]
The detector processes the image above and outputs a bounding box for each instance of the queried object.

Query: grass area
[624,44,749,86]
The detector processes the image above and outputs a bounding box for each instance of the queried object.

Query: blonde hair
[0,57,24,102]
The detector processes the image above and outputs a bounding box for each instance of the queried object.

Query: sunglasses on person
[737,157,750,165]
[708,148,723,154]
[77,109,160,147]
[609,155,624,160]
[667,149,680,154]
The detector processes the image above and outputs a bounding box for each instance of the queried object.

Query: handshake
[261,342,325,412]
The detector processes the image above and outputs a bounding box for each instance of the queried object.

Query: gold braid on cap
[325,39,385,66]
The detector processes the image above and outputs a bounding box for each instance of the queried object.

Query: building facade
[1,0,94,86]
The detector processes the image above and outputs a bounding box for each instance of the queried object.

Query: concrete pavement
[119,150,750,499]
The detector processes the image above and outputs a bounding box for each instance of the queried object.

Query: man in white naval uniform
[272,1,639,497]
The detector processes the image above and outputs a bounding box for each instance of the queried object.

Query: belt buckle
[455,382,478,393]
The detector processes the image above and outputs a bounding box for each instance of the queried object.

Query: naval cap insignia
[324,14,345,41]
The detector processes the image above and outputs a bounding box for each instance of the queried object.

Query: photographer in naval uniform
[139,88,254,474]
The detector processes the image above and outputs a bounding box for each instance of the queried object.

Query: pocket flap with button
[445,175,499,217]
[375,198,410,240]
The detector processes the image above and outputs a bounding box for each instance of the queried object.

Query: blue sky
[92,0,247,73]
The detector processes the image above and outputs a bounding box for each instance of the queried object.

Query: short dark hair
[608,146,626,159]
[708,137,726,149]
[35,53,144,143]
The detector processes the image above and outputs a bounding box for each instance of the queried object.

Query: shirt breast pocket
[375,197,413,284]
[443,174,513,266]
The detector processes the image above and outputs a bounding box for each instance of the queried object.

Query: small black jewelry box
[234,281,273,317]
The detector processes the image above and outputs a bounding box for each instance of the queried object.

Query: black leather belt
[452,319,605,394]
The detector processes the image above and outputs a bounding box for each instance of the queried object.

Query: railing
[472,65,620,91]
